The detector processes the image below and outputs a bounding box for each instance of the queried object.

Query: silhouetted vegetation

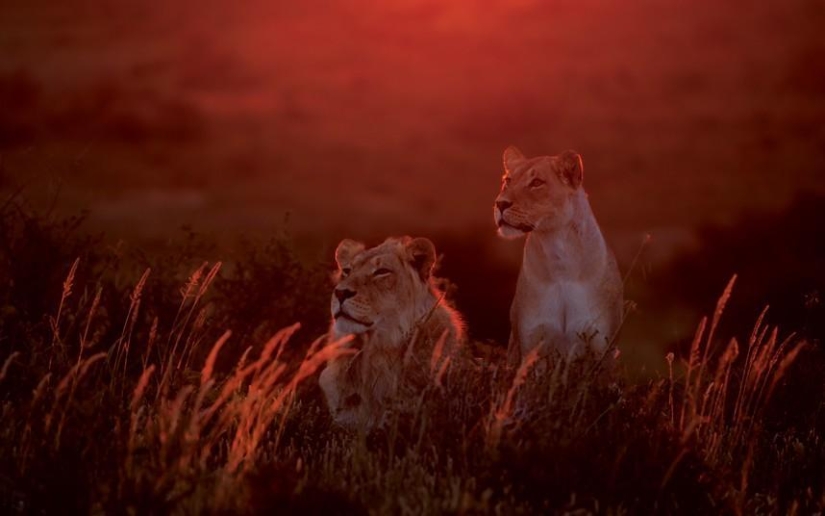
[1,201,823,514]
[653,193,825,348]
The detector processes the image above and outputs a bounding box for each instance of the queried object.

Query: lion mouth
[498,220,535,233]
[334,310,373,327]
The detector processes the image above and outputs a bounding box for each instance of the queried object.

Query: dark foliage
[0,202,823,514]
[654,193,825,349]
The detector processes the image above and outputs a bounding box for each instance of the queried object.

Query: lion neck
[522,190,608,283]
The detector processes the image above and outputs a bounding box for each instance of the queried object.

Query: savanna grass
[0,206,822,514]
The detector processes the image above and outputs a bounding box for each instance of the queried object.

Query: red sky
[3,0,825,367]
[1,0,824,264]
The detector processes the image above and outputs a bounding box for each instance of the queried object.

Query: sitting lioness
[494,146,623,362]
[319,236,466,431]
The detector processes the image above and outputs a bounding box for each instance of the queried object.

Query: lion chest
[511,279,608,354]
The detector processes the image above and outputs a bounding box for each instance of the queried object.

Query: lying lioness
[319,237,465,431]
[494,146,623,362]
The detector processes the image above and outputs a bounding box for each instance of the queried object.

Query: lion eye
[341,268,351,278]
[373,268,392,277]
[502,176,511,186]
[529,178,545,188]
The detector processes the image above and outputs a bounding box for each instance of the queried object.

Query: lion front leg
[319,357,346,416]
[319,354,366,430]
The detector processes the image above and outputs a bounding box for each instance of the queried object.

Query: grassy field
[1,204,823,514]
[2,0,824,243]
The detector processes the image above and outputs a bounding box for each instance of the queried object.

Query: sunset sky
[3,0,823,251]
[2,0,824,353]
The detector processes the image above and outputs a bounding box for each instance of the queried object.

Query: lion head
[330,236,441,343]
[493,146,585,239]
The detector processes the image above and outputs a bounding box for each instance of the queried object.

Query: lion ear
[335,239,365,270]
[405,237,437,281]
[503,145,525,174]
[557,150,583,189]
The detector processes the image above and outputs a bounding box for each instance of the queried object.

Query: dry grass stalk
[666,351,675,426]
[679,316,707,431]
[486,347,541,451]
[201,330,232,386]
[80,287,102,349]
[114,268,151,381]
[49,257,80,369]
[0,351,20,384]
[162,263,221,389]
[142,317,159,371]
[131,364,156,411]
[52,352,107,448]
[693,274,737,406]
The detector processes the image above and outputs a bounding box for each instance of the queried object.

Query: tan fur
[319,237,466,431]
[494,146,623,361]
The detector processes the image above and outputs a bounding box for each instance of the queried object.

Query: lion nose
[334,288,356,303]
[496,200,513,213]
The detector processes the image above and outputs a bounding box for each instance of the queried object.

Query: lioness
[319,236,466,431]
[494,146,623,362]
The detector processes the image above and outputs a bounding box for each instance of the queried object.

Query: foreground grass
[0,212,823,514]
